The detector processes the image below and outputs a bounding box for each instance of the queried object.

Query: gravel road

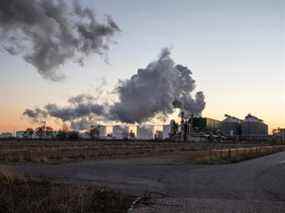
[3,151,285,212]
[4,152,285,213]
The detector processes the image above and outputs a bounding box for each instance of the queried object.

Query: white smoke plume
[23,93,106,130]
[70,117,98,131]
[0,0,120,80]
[23,108,48,123]
[23,49,206,129]
[108,48,206,123]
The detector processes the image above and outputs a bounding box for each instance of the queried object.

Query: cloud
[108,48,206,123]
[0,0,120,80]
[23,48,206,129]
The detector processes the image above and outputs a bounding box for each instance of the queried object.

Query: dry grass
[190,146,285,164]
[0,140,284,164]
[0,168,134,213]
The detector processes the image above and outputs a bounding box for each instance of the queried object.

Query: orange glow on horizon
[0,111,284,135]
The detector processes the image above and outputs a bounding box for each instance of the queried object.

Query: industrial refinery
[5,111,274,143]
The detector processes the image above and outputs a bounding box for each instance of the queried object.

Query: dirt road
[3,152,285,212]
[5,151,285,200]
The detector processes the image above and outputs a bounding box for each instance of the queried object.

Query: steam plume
[108,48,205,123]
[23,49,206,129]
[23,108,48,123]
[23,94,106,129]
[0,0,120,80]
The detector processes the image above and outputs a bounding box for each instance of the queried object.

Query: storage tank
[154,130,163,140]
[137,125,154,140]
[220,114,242,136]
[98,125,107,137]
[273,128,285,142]
[112,125,129,139]
[241,114,268,137]
[162,125,171,139]
[90,125,107,138]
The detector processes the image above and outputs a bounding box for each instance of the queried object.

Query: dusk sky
[0,0,284,132]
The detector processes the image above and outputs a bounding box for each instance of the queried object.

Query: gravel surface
[131,198,285,213]
[3,152,285,212]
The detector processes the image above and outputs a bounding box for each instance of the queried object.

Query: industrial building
[89,125,110,139]
[220,114,242,137]
[220,114,268,138]
[16,130,58,139]
[273,128,285,142]
[154,130,163,140]
[0,132,13,139]
[192,117,221,131]
[163,125,171,139]
[112,125,129,139]
[137,125,154,140]
[9,112,270,142]
[241,114,268,137]
[98,125,107,137]
[16,131,28,139]
[79,131,91,139]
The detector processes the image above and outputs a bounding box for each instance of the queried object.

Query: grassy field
[0,168,134,213]
[1,141,285,213]
[190,146,285,164]
[0,140,284,164]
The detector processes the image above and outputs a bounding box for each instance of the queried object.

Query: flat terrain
[2,151,285,212]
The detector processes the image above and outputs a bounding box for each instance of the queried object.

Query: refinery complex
[1,113,284,143]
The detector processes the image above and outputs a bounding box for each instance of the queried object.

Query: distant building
[16,130,57,139]
[98,125,107,137]
[0,132,13,139]
[79,131,91,139]
[154,130,163,140]
[137,125,154,140]
[43,131,58,139]
[220,115,242,137]
[241,114,268,137]
[273,128,285,142]
[162,125,171,139]
[16,131,26,138]
[192,117,221,131]
[112,125,129,139]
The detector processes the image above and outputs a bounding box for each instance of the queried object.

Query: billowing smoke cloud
[108,48,205,123]
[70,117,98,131]
[23,49,206,129]
[23,108,48,123]
[178,91,206,117]
[44,94,105,121]
[44,103,104,122]
[23,94,106,130]
[0,0,120,80]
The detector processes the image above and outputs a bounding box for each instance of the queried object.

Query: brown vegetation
[0,169,133,213]
[191,146,285,164]
[0,140,284,164]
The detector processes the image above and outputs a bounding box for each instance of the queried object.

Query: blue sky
[0,0,284,131]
